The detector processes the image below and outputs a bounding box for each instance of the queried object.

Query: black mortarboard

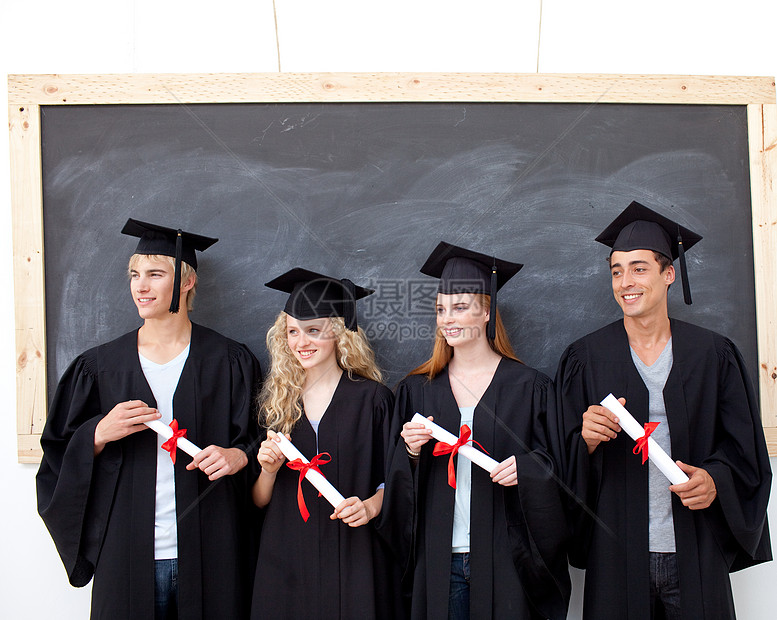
[122,218,218,313]
[420,241,523,340]
[265,267,374,332]
[595,201,703,304]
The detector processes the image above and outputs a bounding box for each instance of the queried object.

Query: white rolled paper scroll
[274,433,346,509]
[411,413,499,474]
[144,419,202,459]
[600,394,689,485]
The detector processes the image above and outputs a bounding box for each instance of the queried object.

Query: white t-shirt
[139,345,190,560]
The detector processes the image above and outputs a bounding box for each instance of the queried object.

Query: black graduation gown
[36,323,262,620]
[383,358,570,620]
[251,373,404,620]
[555,319,772,620]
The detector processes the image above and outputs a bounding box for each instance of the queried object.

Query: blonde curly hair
[259,312,382,435]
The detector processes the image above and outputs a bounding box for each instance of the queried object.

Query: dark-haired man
[555,201,771,619]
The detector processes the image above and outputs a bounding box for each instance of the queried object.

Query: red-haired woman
[382,242,570,620]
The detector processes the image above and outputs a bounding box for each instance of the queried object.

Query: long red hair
[409,294,520,380]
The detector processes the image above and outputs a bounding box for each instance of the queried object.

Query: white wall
[1,1,775,617]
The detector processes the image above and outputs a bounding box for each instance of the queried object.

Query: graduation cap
[122,218,218,313]
[595,201,703,304]
[265,267,374,332]
[420,241,523,340]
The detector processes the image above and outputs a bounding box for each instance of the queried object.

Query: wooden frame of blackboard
[7,72,777,463]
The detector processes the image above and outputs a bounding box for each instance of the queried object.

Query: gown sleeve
[36,353,122,587]
[375,378,417,578]
[553,341,602,568]
[505,370,571,619]
[370,384,396,492]
[702,338,772,567]
[227,341,263,482]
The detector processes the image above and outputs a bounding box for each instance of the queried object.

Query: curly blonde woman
[260,312,382,436]
[250,268,404,620]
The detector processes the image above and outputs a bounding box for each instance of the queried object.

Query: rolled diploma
[600,394,689,485]
[411,413,499,474]
[274,433,346,509]
[144,419,202,459]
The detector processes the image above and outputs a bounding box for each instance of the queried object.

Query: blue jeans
[449,553,470,620]
[155,558,178,620]
[649,552,681,620]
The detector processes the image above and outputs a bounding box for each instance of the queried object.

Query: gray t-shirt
[630,339,675,553]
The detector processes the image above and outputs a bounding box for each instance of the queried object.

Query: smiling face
[286,315,338,371]
[129,255,193,320]
[610,249,675,321]
[436,292,489,347]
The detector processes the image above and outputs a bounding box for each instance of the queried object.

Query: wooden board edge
[9,103,48,442]
[748,103,777,431]
[18,434,42,464]
[764,427,777,458]
[8,73,777,106]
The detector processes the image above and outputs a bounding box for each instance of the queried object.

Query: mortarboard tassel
[341,278,358,331]
[677,226,692,305]
[169,229,183,314]
[487,262,497,340]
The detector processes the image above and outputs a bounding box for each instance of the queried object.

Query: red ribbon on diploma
[286,453,332,522]
[633,422,660,464]
[432,425,490,489]
[161,419,188,464]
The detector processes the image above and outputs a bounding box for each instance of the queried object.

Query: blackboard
[40,101,757,394]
